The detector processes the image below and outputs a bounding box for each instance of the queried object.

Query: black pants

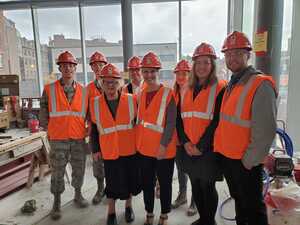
[218,154,268,225]
[190,178,218,225]
[139,154,175,214]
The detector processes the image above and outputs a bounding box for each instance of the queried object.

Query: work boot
[74,189,89,208]
[50,194,61,220]
[92,179,104,205]
[186,198,197,216]
[171,191,187,209]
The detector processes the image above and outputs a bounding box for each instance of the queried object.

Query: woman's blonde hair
[190,56,217,89]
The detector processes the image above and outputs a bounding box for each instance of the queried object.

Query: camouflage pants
[49,140,87,194]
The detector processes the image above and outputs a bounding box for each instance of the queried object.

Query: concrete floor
[0,156,236,225]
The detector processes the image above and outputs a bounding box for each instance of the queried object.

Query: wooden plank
[0,145,42,167]
[0,131,47,154]
[0,161,31,179]
[12,139,43,157]
[0,168,30,197]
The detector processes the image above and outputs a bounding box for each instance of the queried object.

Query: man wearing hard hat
[39,51,89,220]
[87,51,108,205]
[214,31,277,225]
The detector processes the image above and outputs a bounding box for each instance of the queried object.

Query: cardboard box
[2,96,21,122]
[0,111,9,129]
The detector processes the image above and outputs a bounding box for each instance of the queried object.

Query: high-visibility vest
[181,80,227,144]
[87,80,102,99]
[214,74,276,159]
[136,86,176,158]
[122,83,133,94]
[90,93,136,160]
[44,80,88,140]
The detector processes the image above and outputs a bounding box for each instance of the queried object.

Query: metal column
[121,0,133,71]
[227,0,244,33]
[79,4,88,85]
[178,0,182,60]
[287,0,300,152]
[254,0,283,87]
[31,7,44,96]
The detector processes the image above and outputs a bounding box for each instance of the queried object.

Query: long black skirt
[104,154,141,200]
[176,145,223,182]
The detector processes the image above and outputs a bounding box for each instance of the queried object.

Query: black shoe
[191,219,217,225]
[125,207,135,223]
[191,218,201,225]
[106,213,118,225]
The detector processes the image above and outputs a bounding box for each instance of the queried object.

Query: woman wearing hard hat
[171,60,197,216]
[122,56,143,95]
[137,52,176,225]
[177,43,227,225]
[89,63,140,225]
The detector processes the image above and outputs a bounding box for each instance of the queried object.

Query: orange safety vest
[122,83,131,94]
[214,74,276,159]
[136,85,176,159]
[87,80,102,99]
[181,80,227,144]
[90,93,137,160]
[44,80,88,140]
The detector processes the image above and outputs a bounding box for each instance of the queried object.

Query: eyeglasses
[224,50,248,58]
[142,69,158,74]
[102,80,119,86]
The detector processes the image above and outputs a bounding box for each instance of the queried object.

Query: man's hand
[191,146,202,156]
[184,142,194,156]
[92,152,102,161]
[157,145,166,160]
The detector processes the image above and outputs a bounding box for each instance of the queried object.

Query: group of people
[39,31,278,225]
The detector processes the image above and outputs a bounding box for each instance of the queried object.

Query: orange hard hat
[56,51,77,65]
[100,63,121,79]
[174,60,191,73]
[89,51,108,65]
[141,52,161,69]
[128,56,141,69]
[222,31,252,52]
[192,43,217,60]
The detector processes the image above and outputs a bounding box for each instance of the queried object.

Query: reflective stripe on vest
[220,76,256,128]
[49,83,87,118]
[94,95,134,135]
[137,88,170,133]
[180,82,217,120]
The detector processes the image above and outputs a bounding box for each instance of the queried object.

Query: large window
[133,2,178,87]
[36,7,81,84]
[1,10,38,97]
[83,4,123,82]
[278,0,293,123]
[182,0,228,80]
[0,53,3,68]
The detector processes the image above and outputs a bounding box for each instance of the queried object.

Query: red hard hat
[89,51,108,65]
[100,63,121,79]
[141,52,161,69]
[222,31,252,52]
[56,51,77,65]
[174,60,191,73]
[192,43,217,60]
[128,56,141,69]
